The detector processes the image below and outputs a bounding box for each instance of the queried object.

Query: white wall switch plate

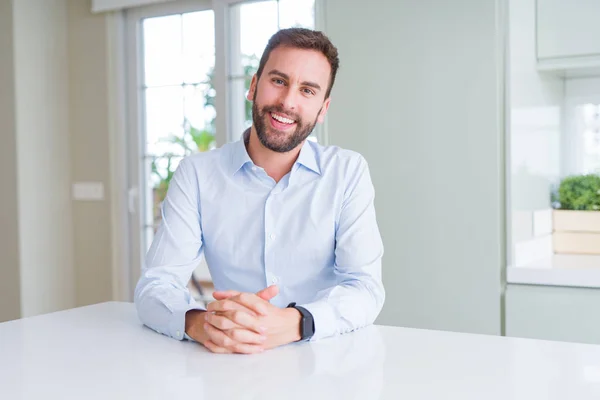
[72,182,105,201]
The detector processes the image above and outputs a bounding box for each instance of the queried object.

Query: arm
[134,158,205,340]
[300,155,385,341]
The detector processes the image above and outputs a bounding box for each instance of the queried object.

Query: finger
[203,339,231,354]
[230,293,270,315]
[205,311,244,331]
[206,299,259,316]
[225,328,266,345]
[222,310,267,334]
[206,310,267,334]
[213,286,278,301]
[256,285,279,301]
[204,323,264,354]
[212,290,241,300]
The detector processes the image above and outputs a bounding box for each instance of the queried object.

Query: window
[577,103,600,175]
[142,10,216,240]
[125,0,318,299]
[507,75,600,286]
[227,0,316,141]
[506,4,600,287]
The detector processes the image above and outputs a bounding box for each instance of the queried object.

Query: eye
[272,78,286,86]
[302,88,315,96]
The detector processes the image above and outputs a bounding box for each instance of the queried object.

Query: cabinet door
[507,284,600,345]
[537,0,600,59]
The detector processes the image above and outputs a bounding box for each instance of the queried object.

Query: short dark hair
[256,28,340,99]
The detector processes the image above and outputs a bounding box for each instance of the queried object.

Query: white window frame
[109,0,326,300]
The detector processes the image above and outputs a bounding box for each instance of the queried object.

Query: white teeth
[271,113,295,124]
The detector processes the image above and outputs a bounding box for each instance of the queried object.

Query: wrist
[185,310,207,343]
[284,308,302,342]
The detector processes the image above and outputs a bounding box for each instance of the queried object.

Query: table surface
[1,302,600,400]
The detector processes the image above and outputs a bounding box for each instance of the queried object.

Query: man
[135,28,384,354]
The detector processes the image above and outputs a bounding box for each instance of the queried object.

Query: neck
[246,126,303,183]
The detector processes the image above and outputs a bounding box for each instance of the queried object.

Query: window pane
[183,83,216,151]
[228,76,254,141]
[579,104,600,174]
[143,15,183,86]
[145,86,185,156]
[182,10,215,84]
[146,154,184,228]
[279,0,315,29]
[230,1,278,77]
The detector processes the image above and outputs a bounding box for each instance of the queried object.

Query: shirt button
[176,331,181,337]
[271,277,279,284]
[269,233,276,240]
[252,166,258,171]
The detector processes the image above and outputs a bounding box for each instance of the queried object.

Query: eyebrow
[267,69,322,91]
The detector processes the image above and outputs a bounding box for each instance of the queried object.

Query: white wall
[13,0,75,317]
[324,0,504,335]
[0,0,22,323]
[0,0,113,320]
[68,0,114,307]
[509,0,564,266]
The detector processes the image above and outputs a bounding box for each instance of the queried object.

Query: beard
[252,92,320,153]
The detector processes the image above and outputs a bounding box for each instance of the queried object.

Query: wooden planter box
[553,210,600,255]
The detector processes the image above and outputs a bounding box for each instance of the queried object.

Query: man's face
[247,46,332,153]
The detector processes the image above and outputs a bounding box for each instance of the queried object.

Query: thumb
[212,290,240,300]
[256,285,279,301]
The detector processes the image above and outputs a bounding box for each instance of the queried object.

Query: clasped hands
[185,285,302,354]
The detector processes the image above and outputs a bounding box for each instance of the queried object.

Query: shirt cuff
[169,303,205,341]
[184,332,196,342]
[299,300,337,341]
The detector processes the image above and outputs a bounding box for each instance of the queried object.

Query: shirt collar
[230,128,321,176]
[230,128,253,175]
[295,139,321,175]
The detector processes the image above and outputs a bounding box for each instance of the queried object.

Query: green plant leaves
[557,174,600,211]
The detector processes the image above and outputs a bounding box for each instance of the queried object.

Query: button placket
[263,193,275,287]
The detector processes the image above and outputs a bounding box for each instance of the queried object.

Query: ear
[317,97,331,123]
[246,74,258,102]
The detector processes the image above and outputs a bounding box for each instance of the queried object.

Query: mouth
[269,112,297,131]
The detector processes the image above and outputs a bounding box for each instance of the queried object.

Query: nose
[279,87,298,111]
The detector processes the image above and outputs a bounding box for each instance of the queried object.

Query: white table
[1,302,600,399]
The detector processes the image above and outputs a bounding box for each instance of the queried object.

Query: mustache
[261,105,301,123]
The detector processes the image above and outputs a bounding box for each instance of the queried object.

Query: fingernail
[259,326,267,333]
[260,336,267,342]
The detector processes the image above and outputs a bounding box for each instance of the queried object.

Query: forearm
[301,273,385,341]
[134,273,204,340]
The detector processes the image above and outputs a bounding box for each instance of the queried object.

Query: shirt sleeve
[134,157,205,341]
[300,155,385,341]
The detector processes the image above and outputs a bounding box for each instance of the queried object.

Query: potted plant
[553,174,600,254]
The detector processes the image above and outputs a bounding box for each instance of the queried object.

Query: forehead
[263,46,331,86]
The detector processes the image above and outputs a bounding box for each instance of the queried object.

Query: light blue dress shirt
[134,130,385,342]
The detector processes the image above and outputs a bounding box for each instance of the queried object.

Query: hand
[203,285,302,353]
[185,286,279,354]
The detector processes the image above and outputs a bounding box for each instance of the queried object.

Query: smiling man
[134,28,385,354]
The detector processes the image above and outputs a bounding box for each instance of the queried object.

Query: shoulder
[313,141,369,175]
[178,142,234,174]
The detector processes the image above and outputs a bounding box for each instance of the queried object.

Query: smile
[270,112,296,124]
